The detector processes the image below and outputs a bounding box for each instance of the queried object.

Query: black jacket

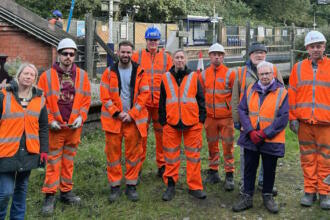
[159,65,206,130]
[0,80,49,172]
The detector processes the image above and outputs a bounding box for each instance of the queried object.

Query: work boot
[320,194,330,210]
[41,193,56,216]
[162,177,176,201]
[204,169,221,184]
[157,165,165,178]
[125,185,139,202]
[257,181,278,197]
[188,189,207,200]
[60,191,81,205]
[300,192,317,207]
[224,172,235,191]
[262,193,279,214]
[232,193,253,212]
[108,186,121,203]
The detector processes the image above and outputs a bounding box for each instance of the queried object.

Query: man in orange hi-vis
[159,50,206,201]
[100,41,149,203]
[289,30,330,210]
[132,26,172,178]
[38,38,91,215]
[199,43,236,191]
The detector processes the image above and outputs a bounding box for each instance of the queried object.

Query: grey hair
[257,61,273,71]
[15,63,38,99]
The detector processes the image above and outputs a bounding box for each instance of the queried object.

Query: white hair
[15,63,38,99]
[257,61,273,71]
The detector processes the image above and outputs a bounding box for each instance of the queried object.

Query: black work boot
[109,186,121,203]
[41,193,56,216]
[232,193,253,212]
[262,193,279,213]
[157,165,165,178]
[188,189,207,199]
[60,191,81,205]
[125,185,139,202]
[257,181,278,196]
[320,194,330,210]
[224,172,235,191]
[300,192,317,207]
[204,169,221,184]
[162,177,176,201]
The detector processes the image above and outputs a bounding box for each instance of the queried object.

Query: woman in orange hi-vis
[159,50,206,201]
[289,30,330,210]
[38,38,91,216]
[100,41,149,203]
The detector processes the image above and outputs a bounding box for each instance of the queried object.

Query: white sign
[120,24,127,39]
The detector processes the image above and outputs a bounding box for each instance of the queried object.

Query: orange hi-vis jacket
[246,84,287,143]
[200,64,235,118]
[238,65,279,100]
[132,49,172,108]
[162,71,199,126]
[100,64,149,137]
[289,57,330,124]
[38,67,91,125]
[0,89,45,157]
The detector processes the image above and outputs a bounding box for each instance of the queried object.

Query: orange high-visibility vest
[200,64,235,118]
[238,65,279,100]
[0,90,45,157]
[132,49,172,107]
[289,57,330,123]
[162,71,199,126]
[38,67,91,125]
[100,66,149,137]
[246,84,287,143]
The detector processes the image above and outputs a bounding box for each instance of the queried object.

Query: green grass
[23,126,329,219]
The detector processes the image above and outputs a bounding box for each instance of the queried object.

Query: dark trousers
[244,148,278,196]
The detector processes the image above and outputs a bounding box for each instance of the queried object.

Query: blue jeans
[0,171,31,220]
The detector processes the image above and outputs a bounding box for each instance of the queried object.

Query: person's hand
[118,112,126,121]
[289,120,299,134]
[50,121,61,130]
[249,130,263,145]
[256,130,267,141]
[40,153,48,163]
[234,122,241,130]
[71,116,82,129]
[0,79,7,89]
[122,113,132,123]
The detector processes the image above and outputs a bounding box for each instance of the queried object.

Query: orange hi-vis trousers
[105,122,142,186]
[204,117,235,173]
[162,123,203,190]
[42,127,82,194]
[298,121,330,195]
[141,107,165,168]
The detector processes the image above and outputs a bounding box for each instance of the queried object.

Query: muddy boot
[224,172,235,191]
[188,189,207,199]
[162,177,175,201]
[232,193,253,212]
[262,193,279,213]
[41,193,56,216]
[125,185,139,202]
[109,186,121,203]
[157,165,165,178]
[204,169,220,184]
[60,191,81,205]
[300,192,317,207]
[320,194,330,210]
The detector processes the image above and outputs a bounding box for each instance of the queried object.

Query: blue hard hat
[52,10,62,18]
[145,26,161,40]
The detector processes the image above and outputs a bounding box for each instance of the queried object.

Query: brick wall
[0,20,56,72]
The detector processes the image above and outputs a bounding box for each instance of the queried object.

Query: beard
[119,56,131,65]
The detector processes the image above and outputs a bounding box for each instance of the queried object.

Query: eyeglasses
[148,39,159,42]
[258,72,273,77]
[61,52,75,57]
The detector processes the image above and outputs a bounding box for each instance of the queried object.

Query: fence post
[218,20,223,44]
[179,20,184,49]
[290,23,295,70]
[85,13,95,79]
[245,21,250,62]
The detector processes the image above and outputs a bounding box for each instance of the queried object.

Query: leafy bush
[4,57,23,77]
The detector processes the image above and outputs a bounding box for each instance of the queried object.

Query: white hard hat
[208,43,225,54]
[57,38,77,51]
[304,31,326,47]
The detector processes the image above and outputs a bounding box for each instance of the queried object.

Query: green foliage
[4,57,23,77]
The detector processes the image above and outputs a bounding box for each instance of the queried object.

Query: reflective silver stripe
[164,156,180,164]
[126,158,141,167]
[135,103,142,112]
[126,179,138,185]
[63,154,74,161]
[206,103,227,108]
[144,69,163,74]
[105,100,113,108]
[100,82,110,90]
[217,78,224,83]
[317,143,330,150]
[110,180,121,187]
[46,90,59,97]
[150,86,160,91]
[297,80,330,88]
[101,111,111,118]
[201,70,206,83]
[209,161,219,166]
[71,109,79,114]
[259,116,273,122]
[299,140,315,146]
[300,149,317,155]
[224,154,234,159]
[79,69,85,91]
[110,88,119,93]
[222,136,234,143]
[46,69,53,96]
[162,50,167,73]
[186,157,201,163]
[48,147,63,156]
[3,92,12,116]
[182,72,194,102]
[25,110,39,117]
[64,146,77,153]
[138,50,142,64]
[43,180,59,188]
[224,162,234,168]
[288,85,297,92]
[165,72,177,104]
[297,61,302,84]
[206,135,219,142]
[319,151,330,159]
[205,88,231,95]
[184,145,200,153]
[61,177,72,184]
[53,111,61,117]
[0,137,21,143]
[26,134,39,140]
[136,117,148,125]
[2,112,25,119]
[140,86,149,92]
[77,89,91,96]
[107,160,121,167]
[293,103,330,111]
[48,156,62,165]
[249,111,259,116]
[81,107,89,114]
[274,88,284,118]
[225,69,231,90]
[163,145,180,153]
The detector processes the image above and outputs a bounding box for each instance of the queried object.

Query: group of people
[0,26,329,219]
